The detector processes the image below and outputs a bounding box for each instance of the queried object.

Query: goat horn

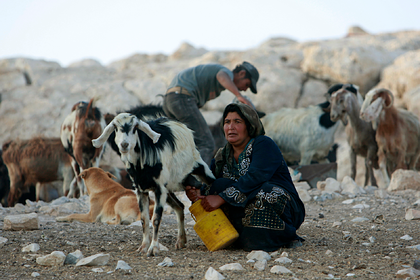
[136,119,161,144]
[92,120,115,148]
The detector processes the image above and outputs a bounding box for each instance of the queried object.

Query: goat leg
[147,187,166,257]
[350,148,357,180]
[167,192,186,249]
[366,148,378,187]
[136,190,151,254]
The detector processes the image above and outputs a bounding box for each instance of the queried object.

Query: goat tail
[92,120,115,148]
[135,119,161,144]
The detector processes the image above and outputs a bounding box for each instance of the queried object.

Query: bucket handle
[191,213,196,222]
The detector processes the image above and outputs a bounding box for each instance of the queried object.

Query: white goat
[329,85,379,186]
[262,101,339,166]
[360,88,420,185]
[92,113,215,257]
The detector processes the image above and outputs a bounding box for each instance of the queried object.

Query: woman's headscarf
[214,103,265,176]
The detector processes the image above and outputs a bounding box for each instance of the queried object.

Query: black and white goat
[92,113,215,256]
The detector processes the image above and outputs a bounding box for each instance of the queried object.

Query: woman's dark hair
[222,104,252,134]
[232,65,252,80]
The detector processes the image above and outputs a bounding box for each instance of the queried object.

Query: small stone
[92,268,103,273]
[369,236,376,243]
[342,199,354,204]
[332,221,342,227]
[254,259,267,271]
[115,260,132,271]
[204,267,225,280]
[325,250,333,256]
[159,243,169,251]
[405,208,420,220]
[346,273,356,276]
[269,251,278,257]
[280,252,288,257]
[375,189,389,199]
[128,220,142,227]
[270,265,293,274]
[275,257,293,264]
[351,217,369,222]
[219,263,245,271]
[352,203,370,209]
[396,267,420,278]
[406,244,420,250]
[31,272,40,277]
[36,251,66,266]
[0,237,8,246]
[64,250,83,265]
[22,243,40,253]
[3,213,39,231]
[400,234,413,241]
[413,260,420,270]
[76,253,110,266]
[246,250,271,261]
[157,257,174,267]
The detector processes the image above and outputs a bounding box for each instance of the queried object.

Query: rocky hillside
[1,27,420,187]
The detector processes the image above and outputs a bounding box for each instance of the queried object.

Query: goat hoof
[137,243,149,254]
[146,246,159,257]
[175,239,187,249]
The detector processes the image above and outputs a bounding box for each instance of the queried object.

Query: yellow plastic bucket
[189,199,239,252]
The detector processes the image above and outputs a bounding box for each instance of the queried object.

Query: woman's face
[223,112,250,146]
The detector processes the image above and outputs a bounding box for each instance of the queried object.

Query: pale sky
[1,0,419,66]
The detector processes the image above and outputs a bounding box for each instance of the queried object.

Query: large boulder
[376,50,420,107]
[168,42,208,61]
[301,43,400,94]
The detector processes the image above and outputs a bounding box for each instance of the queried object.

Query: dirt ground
[0,189,419,280]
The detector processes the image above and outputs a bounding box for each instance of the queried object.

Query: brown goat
[360,88,420,186]
[2,137,74,206]
[61,98,106,197]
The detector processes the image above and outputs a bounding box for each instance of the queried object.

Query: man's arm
[216,70,252,106]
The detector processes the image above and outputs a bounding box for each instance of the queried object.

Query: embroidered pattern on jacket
[242,186,290,230]
[223,186,246,203]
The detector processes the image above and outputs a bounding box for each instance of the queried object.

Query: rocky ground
[0,188,420,280]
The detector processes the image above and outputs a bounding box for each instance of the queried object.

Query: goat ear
[380,89,394,108]
[92,121,115,148]
[322,104,331,113]
[135,119,161,144]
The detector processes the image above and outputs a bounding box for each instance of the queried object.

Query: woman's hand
[198,195,226,212]
[185,186,201,202]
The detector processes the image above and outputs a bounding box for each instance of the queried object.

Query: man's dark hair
[232,65,252,80]
[222,104,251,133]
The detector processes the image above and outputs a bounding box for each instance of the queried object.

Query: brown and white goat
[61,99,106,197]
[2,137,74,206]
[360,88,420,186]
